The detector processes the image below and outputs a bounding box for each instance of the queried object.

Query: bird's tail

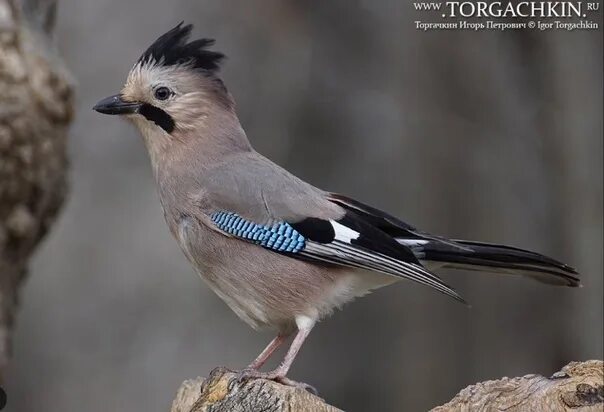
[400,238,580,287]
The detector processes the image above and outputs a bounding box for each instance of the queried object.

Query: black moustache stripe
[138,104,175,133]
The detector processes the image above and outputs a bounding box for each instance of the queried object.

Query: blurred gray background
[6,0,603,411]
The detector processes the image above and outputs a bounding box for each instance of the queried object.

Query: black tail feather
[401,238,580,287]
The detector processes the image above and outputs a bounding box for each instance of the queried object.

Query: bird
[93,22,580,393]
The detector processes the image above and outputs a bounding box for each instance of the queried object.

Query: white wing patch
[331,220,360,243]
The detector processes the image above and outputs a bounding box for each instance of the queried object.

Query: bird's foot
[235,367,263,381]
[235,367,279,383]
[275,376,319,395]
[234,368,318,395]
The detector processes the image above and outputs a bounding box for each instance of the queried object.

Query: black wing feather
[327,193,417,235]
[328,193,471,251]
[291,211,466,304]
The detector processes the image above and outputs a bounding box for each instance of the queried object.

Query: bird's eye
[154,87,172,101]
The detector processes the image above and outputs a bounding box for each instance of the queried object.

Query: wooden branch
[171,368,342,412]
[432,360,603,412]
[0,0,73,381]
[171,361,602,412]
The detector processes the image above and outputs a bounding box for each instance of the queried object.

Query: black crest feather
[138,22,224,74]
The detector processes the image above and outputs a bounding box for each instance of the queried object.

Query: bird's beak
[93,94,142,115]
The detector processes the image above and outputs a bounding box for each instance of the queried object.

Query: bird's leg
[268,326,311,378]
[247,333,289,370]
[270,326,318,394]
[236,316,317,394]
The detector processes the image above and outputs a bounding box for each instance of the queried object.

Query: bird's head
[94,22,231,141]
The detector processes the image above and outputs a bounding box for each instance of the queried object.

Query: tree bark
[433,360,603,412]
[0,0,73,381]
[171,361,603,412]
[171,368,342,412]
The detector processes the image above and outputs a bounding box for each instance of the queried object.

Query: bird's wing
[327,193,473,251]
[202,154,464,303]
[209,210,464,303]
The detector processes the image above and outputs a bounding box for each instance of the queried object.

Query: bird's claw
[235,367,265,383]
[276,376,319,395]
[233,369,318,395]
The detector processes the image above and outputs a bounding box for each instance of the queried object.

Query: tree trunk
[171,361,603,412]
[0,0,73,381]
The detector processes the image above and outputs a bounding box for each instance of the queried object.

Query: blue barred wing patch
[210,211,306,253]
